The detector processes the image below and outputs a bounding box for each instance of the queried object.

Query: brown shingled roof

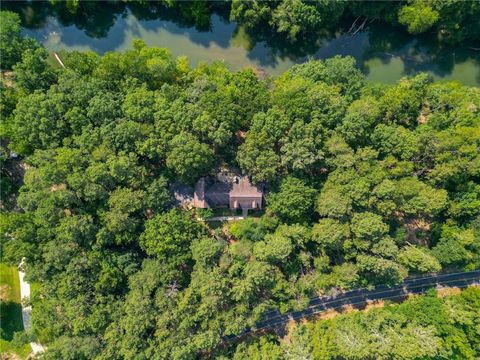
[230,177,262,198]
[193,175,263,210]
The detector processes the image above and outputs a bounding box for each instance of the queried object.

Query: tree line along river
[6,1,480,86]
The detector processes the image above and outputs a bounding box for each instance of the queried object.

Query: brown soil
[282,319,298,345]
[467,103,477,113]
[50,183,66,192]
[250,66,267,79]
[437,287,462,298]
[144,208,154,219]
[341,304,358,314]
[1,353,22,360]
[417,105,430,124]
[0,70,15,87]
[0,284,11,302]
[364,300,385,312]
[236,130,247,140]
[317,308,340,320]
[299,317,309,325]
[394,211,432,246]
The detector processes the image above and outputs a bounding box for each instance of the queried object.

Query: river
[6,2,480,85]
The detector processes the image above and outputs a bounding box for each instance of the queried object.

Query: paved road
[227,270,480,339]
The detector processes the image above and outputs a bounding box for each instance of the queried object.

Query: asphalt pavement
[226,269,480,339]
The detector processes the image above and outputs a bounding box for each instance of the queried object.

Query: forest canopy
[0,9,479,360]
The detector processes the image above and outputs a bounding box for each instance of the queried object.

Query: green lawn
[0,263,31,358]
[30,282,41,298]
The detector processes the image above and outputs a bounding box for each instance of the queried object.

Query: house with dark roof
[193,173,263,214]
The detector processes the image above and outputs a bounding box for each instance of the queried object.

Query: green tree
[233,336,283,360]
[230,0,273,29]
[379,73,431,127]
[317,186,352,219]
[191,236,225,268]
[140,209,206,269]
[166,132,215,184]
[398,2,440,34]
[432,224,479,269]
[288,56,365,100]
[270,0,322,40]
[98,187,145,245]
[41,336,101,360]
[267,177,317,224]
[338,96,380,147]
[13,47,57,92]
[122,86,157,123]
[395,177,448,218]
[144,176,172,214]
[398,245,441,273]
[312,218,349,258]
[372,124,418,160]
[356,254,407,284]
[0,11,38,69]
[237,131,280,183]
[350,212,389,243]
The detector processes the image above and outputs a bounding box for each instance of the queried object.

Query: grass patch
[0,263,21,304]
[0,339,31,359]
[30,282,41,298]
[0,263,31,359]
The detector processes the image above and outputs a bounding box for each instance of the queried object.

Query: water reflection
[4,1,479,85]
[361,24,480,85]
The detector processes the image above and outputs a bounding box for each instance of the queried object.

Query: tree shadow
[0,301,24,340]
[5,1,235,52]
[360,22,480,81]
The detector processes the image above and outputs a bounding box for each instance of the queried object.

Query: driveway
[18,260,45,355]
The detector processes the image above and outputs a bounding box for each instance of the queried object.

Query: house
[193,173,263,214]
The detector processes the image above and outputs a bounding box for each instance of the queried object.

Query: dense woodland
[1,7,480,360]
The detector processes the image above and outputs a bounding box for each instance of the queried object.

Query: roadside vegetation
[0,8,479,360]
[233,287,480,360]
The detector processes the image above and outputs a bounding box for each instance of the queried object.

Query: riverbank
[6,4,480,85]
